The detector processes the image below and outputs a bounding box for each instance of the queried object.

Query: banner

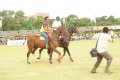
[7,39,27,46]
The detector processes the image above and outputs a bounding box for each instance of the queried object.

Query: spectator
[91,27,113,73]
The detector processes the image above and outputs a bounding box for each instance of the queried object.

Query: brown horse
[26,26,69,64]
[61,26,80,60]
[37,26,80,62]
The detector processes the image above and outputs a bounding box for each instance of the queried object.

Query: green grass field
[0,39,120,80]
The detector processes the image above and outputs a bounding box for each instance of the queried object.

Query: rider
[52,16,62,31]
[40,16,51,48]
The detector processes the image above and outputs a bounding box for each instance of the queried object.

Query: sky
[0,0,120,19]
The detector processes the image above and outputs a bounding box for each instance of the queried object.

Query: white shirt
[92,33,112,53]
[52,21,61,28]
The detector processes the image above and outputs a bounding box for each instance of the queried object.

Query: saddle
[36,33,52,40]
[39,36,45,40]
[36,34,45,40]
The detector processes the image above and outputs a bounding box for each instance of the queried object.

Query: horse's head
[56,26,70,45]
[56,26,69,36]
[68,26,80,36]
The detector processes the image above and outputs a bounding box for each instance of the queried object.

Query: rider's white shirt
[52,21,61,28]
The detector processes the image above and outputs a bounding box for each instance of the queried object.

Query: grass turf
[0,38,120,80]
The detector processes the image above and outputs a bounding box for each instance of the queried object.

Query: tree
[0,10,7,17]
[79,17,91,26]
[1,10,16,31]
[8,10,14,17]
[32,16,44,29]
[66,14,79,27]
[1,9,120,31]
[107,16,115,25]
[96,16,116,26]
[115,18,120,25]
[96,16,107,26]
[14,10,25,30]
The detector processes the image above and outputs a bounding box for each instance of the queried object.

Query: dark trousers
[92,51,113,72]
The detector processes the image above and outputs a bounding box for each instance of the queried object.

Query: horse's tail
[23,38,27,45]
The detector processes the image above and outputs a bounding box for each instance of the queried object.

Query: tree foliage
[1,10,120,31]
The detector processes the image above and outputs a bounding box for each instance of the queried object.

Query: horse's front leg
[37,48,44,60]
[60,48,66,60]
[65,46,73,62]
[54,49,62,62]
[48,49,53,64]
[27,50,31,64]
[47,49,53,64]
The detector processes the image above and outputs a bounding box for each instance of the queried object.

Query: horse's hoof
[57,59,61,63]
[70,59,74,62]
[57,55,62,63]
[27,62,31,64]
[49,61,53,64]
[71,60,74,62]
[70,57,74,62]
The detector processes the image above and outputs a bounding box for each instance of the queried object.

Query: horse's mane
[51,26,70,41]
[67,26,80,36]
